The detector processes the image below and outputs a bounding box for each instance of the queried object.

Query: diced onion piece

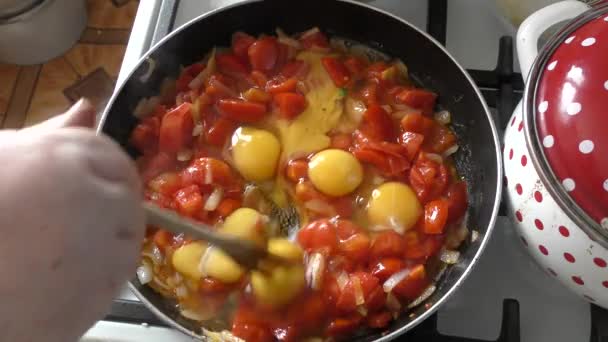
[345,97,366,125]
[306,252,326,290]
[296,81,310,94]
[198,246,214,277]
[204,330,245,342]
[133,96,161,119]
[142,245,163,265]
[383,269,410,293]
[381,105,393,113]
[204,162,213,184]
[385,291,401,312]
[189,48,216,90]
[175,285,189,298]
[276,28,302,49]
[204,188,224,211]
[152,277,171,291]
[391,108,418,120]
[394,59,409,79]
[352,275,365,306]
[372,175,386,186]
[439,249,460,264]
[442,145,459,158]
[177,149,193,162]
[434,110,451,125]
[356,306,368,317]
[136,263,153,284]
[407,284,436,309]
[192,123,204,137]
[471,230,480,243]
[425,153,443,163]
[446,223,469,249]
[180,308,213,321]
[301,27,320,39]
[337,271,349,290]
[392,103,414,112]
[139,58,156,83]
[304,199,335,216]
[434,263,448,281]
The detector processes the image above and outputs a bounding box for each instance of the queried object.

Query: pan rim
[98,0,503,340]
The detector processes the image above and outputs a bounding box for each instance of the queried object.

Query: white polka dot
[562,178,576,192]
[604,179,608,192]
[604,80,608,90]
[565,36,575,44]
[605,16,608,22]
[602,218,608,230]
[538,101,549,113]
[567,102,581,115]
[582,37,596,46]
[579,140,595,154]
[543,135,555,148]
[547,60,558,70]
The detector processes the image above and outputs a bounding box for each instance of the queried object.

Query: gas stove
[83,1,608,341]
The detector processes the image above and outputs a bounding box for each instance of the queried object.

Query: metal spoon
[142,202,269,270]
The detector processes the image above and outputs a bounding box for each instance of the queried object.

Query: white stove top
[90,1,590,341]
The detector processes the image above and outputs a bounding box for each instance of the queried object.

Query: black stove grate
[104,1,608,341]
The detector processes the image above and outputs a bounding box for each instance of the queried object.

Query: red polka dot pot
[505,1,608,308]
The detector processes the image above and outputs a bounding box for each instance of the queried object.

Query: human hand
[0,99,145,341]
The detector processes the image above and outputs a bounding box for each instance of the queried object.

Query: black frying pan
[98,0,502,340]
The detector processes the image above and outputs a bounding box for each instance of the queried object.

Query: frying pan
[98,0,502,340]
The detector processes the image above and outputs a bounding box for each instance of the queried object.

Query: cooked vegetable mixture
[131,27,469,342]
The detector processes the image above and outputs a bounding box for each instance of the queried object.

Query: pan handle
[516,0,589,81]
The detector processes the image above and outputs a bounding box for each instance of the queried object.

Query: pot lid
[526,5,608,237]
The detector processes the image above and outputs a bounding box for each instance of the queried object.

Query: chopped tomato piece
[352,141,410,177]
[396,88,437,115]
[392,264,429,300]
[205,74,237,99]
[214,198,240,218]
[216,53,249,75]
[335,219,361,240]
[280,60,309,79]
[274,92,307,119]
[321,57,350,87]
[174,184,204,216]
[248,37,279,72]
[371,258,406,282]
[336,272,381,313]
[250,70,269,88]
[152,229,173,251]
[130,116,160,154]
[408,154,449,203]
[205,117,236,146]
[402,231,443,260]
[294,181,330,202]
[159,102,194,154]
[233,323,273,342]
[445,181,468,223]
[399,131,425,161]
[360,104,395,141]
[300,30,329,49]
[425,123,457,153]
[344,56,368,75]
[330,133,352,150]
[285,159,308,182]
[359,82,378,106]
[286,293,326,330]
[423,199,449,234]
[297,219,338,254]
[265,77,297,94]
[217,99,267,123]
[339,233,371,263]
[148,172,182,196]
[367,311,392,329]
[181,157,236,187]
[400,111,434,136]
[140,152,176,183]
[332,196,354,218]
[232,31,256,60]
[370,230,405,260]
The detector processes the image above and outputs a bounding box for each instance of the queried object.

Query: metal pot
[505,0,608,307]
[0,0,87,65]
[98,0,502,340]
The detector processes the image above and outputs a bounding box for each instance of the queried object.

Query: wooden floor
[0,0,139,129]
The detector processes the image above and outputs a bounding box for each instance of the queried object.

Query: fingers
[24,98,96,133]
